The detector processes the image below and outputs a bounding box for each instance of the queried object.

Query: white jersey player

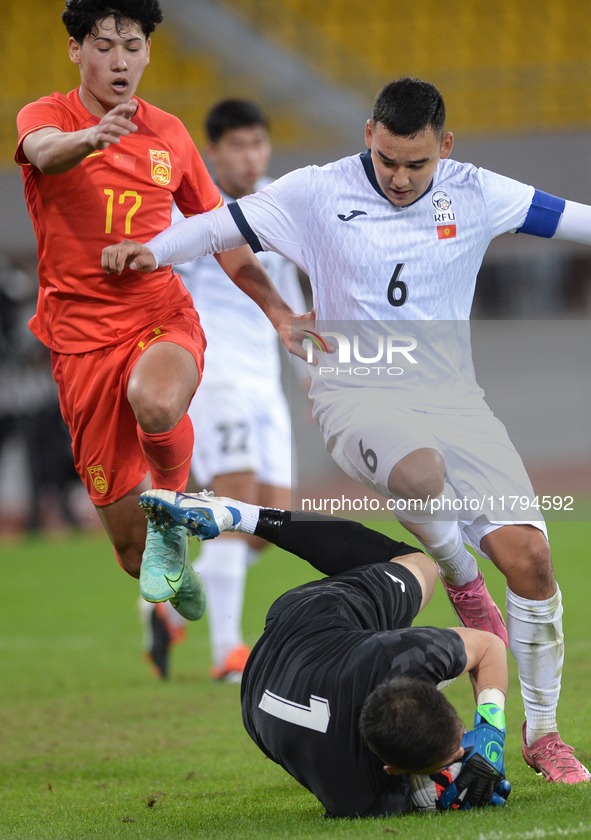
[104,79,591,783]
[140,100,306,682]
[175,190,305,682]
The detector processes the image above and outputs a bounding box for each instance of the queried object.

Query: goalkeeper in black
[139,490,510,819]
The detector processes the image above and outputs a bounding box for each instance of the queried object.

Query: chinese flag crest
[149,149,172,185]
[87,464,109,495]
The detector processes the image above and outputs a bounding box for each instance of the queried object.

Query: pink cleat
[522,722,591,783]
[441,570,508,647]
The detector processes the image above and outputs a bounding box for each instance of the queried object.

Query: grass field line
[472,822,591,840]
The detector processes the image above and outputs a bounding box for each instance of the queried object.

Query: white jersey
[230,153,535,413]
[172,183,305,386]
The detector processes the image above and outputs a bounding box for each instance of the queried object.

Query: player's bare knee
[129,385,183,432]
[392,552,438,609]
[491,527,555,598]
[388,450,445,502]
[137,401,179,433]
[514,538,555,595]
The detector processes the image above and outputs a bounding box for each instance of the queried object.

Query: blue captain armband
[517,190,566,238]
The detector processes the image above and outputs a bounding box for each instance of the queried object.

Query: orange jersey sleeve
[16,90,223,353]
[16,95,75,164]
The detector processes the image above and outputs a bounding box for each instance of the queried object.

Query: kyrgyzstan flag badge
[437,224,457,240]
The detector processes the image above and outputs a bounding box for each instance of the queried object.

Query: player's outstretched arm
[103,203,245,275]
[553,200,591,246]
[441,628,508,808]
[453,627,508,702]
[22,101,138,175]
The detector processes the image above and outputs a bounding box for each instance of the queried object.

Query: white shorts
[189,383,293,488]
[319,393,547,552]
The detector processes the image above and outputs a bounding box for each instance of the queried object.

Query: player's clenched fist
[102,241,157,274]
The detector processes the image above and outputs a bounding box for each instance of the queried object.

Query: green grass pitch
[1,520,590,840]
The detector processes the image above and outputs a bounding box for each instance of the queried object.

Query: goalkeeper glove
[490,779,511,806]
[439,703,506,809]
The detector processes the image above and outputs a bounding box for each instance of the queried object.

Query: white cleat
[139,489,241,541]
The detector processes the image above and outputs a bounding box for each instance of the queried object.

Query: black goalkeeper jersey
[241,562,467,818]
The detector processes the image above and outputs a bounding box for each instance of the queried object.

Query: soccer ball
[409,761,463,811]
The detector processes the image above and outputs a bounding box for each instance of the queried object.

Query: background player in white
[103,78,591,783]
[142,100,307,680]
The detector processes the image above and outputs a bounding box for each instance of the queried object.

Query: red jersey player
[15,0,302,621]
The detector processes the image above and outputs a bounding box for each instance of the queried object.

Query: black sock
[254,509,411,576]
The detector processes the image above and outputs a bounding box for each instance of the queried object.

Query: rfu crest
[149,149,172,186]
[432,190,452,211]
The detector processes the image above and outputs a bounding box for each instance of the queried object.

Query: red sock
[137,413,194,491]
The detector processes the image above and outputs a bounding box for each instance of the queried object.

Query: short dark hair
[206,99,270,144]
[62,0,163,43]
[358,677,462,773]
[372,78,446,139]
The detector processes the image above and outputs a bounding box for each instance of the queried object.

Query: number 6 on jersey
[387,262,408,307]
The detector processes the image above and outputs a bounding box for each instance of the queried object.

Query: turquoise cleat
[140,520,188,603]
[139,520,206,620]
[139,489,241,540]
[170,560,206,621]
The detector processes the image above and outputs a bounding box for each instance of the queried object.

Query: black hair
[62,0,163,42]
[358,676,462,773]
[372,78,446,139]
[206,99,270,144]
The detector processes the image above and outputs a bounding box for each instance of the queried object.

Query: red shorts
[52,309,206,506]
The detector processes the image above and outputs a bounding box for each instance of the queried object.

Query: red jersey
[16,89,223,353]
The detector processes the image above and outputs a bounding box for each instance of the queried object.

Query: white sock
[411,520,478,586]
[228,500,260,535]
[193,537,248,667]
[398,485,478,585]
[506,586,563,745]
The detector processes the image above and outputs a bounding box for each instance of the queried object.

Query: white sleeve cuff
[149,204,246,267]
[554,199,591,245]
